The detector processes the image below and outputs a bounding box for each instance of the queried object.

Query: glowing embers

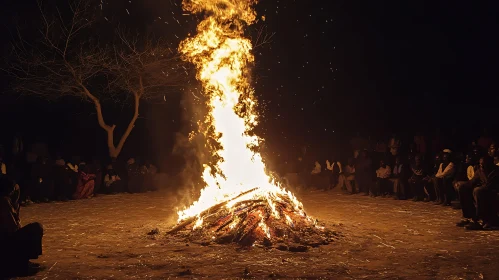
[169,187,336,248]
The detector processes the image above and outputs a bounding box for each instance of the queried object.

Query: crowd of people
[1,132,499,276]
[286,135,499,231]
[0,151,161,276]
[0,154,159,205]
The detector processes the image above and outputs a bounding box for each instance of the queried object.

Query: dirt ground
[15,188,499,279]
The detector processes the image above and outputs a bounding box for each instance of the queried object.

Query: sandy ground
[13,188,499,279]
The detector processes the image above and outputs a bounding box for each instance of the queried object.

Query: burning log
[168,188,338,248]
[168,188,258,234]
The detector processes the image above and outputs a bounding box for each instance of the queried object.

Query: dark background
[1,0,498,168]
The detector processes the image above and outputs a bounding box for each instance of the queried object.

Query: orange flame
[178,0,309,233]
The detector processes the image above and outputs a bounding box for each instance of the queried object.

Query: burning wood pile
[168,188,337,249]
[167,0,338,250]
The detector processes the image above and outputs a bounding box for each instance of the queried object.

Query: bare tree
[4,0,186,158]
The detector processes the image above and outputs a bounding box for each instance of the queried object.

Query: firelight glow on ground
[20,191,499,279]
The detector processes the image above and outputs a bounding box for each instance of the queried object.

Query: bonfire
[168,0,336,249]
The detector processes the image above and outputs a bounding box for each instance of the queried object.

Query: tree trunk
[109,91,140,158]
[81,84,141,159]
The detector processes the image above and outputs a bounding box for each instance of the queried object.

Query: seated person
[0,176,44,276]
[374,160,391,197]
[326,158,342,190]
[311,161,321,175]
[339,158,357,193]
[390,156,406,199]
[409,155,431,201]
[425,154,441,202]
[432,152,455,206]
[453,154,476,200]
[103,165,124,194]
[456,156,499,230]
[73,163,96,199]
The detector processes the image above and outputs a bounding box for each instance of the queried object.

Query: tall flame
[177,0,306,228]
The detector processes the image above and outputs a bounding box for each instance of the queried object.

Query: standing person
[433,151,455,205]
[356,150,373,195]
[0,176,44,276]
[409,155,431,201]
[374,160,392,197]
[456,156,499,230]
[72,163,96,199]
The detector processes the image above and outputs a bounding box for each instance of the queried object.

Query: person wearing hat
[0,176,44,276]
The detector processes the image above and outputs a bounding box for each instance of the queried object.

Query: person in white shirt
[432,152,455,206]
[374,160,391,197]
[311,161,321,175]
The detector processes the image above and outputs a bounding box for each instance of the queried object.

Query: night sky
[1,0,499,165]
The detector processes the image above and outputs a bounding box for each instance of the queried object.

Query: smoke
[170,83,209,210]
